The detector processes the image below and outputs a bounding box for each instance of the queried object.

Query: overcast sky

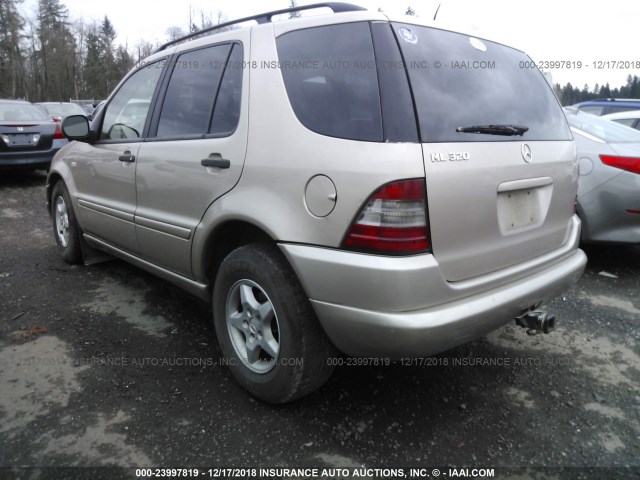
[22,0,640,89]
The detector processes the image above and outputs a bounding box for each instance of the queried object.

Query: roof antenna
[433,3,441,20]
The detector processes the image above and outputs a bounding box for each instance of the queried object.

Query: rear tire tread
[51,181,83,264]
[213,242,336,403]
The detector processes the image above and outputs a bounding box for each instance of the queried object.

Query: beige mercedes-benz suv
[48,3,586,403]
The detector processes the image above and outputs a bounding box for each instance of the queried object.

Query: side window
[276,22,383,142]
[210,44,243,136]
[608,106,640,114]
[578,106,604,116]
[156,44,232,137]
[100,60,166,140]
[614,118,635,127]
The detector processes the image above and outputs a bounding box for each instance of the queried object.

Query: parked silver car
[565,108,640,244]
[47,3,586,402]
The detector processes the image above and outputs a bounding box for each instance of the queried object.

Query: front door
[72,59,167,253]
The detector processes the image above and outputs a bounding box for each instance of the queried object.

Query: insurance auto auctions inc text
[243,467,495,478]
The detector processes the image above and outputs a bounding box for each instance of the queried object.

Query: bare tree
[289,0,301,18]
[135,40,155,64]
[166,26,185,41]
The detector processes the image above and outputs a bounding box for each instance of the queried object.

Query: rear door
[393,23,576,281]
[134,36,248,277]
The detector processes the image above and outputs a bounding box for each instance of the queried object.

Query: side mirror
[61,115,91,141]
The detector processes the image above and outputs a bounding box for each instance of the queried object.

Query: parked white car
[602,109,640,130]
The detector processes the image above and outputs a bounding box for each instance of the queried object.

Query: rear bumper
[0,143,64,170]
[310,248,585,357]
[279,216,586,358]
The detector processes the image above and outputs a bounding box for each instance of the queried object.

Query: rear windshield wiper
[456,124,529,136]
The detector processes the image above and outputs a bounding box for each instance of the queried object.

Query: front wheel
[213,243,335,403]
[51,181,82,264]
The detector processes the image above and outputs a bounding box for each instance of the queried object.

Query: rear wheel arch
[201,220,276,287]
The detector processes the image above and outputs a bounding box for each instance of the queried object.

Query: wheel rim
[54,196,70,248]
[225,279,280,374]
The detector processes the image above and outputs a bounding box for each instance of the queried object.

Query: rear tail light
[53,122,65,139]
[342,179,431,255]
[599,155,640,175]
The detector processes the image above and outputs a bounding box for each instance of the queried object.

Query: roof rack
[155,2,368,52]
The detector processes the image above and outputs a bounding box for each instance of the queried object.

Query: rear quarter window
[276,22,383,142]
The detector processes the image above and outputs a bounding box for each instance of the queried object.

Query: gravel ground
[0,170,639,480]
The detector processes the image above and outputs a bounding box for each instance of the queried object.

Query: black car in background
[0,99,68,171]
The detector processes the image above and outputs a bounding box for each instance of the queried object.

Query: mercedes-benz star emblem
[521,143,532,163]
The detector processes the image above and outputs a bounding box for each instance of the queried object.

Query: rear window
[276,22,383,142]
[393,23,572,143]
[0,103,50,122]
[566,110,640,143]
[43,103,86,117]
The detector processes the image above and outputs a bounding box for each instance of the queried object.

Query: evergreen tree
[100,16,117,95]
[83,30,102,98]
[114,44,133,83]
[0,0,25,98]
[560,82,574,105]
[36,0,77,100]
[630,75,640,98]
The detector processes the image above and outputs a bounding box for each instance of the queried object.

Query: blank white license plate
[7,134,37,146]
[498,189,540,231]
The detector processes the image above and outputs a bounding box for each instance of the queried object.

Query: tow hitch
[515,310,556,335]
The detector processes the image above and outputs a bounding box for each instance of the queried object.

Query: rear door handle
[119,154,135,163]
[201,158,230,169]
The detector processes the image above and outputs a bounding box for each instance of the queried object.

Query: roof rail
[155,2,368,53]
[589,98,640,103]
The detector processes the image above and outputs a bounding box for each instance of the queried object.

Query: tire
[51,181,83,264]
[213,243,336,403]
